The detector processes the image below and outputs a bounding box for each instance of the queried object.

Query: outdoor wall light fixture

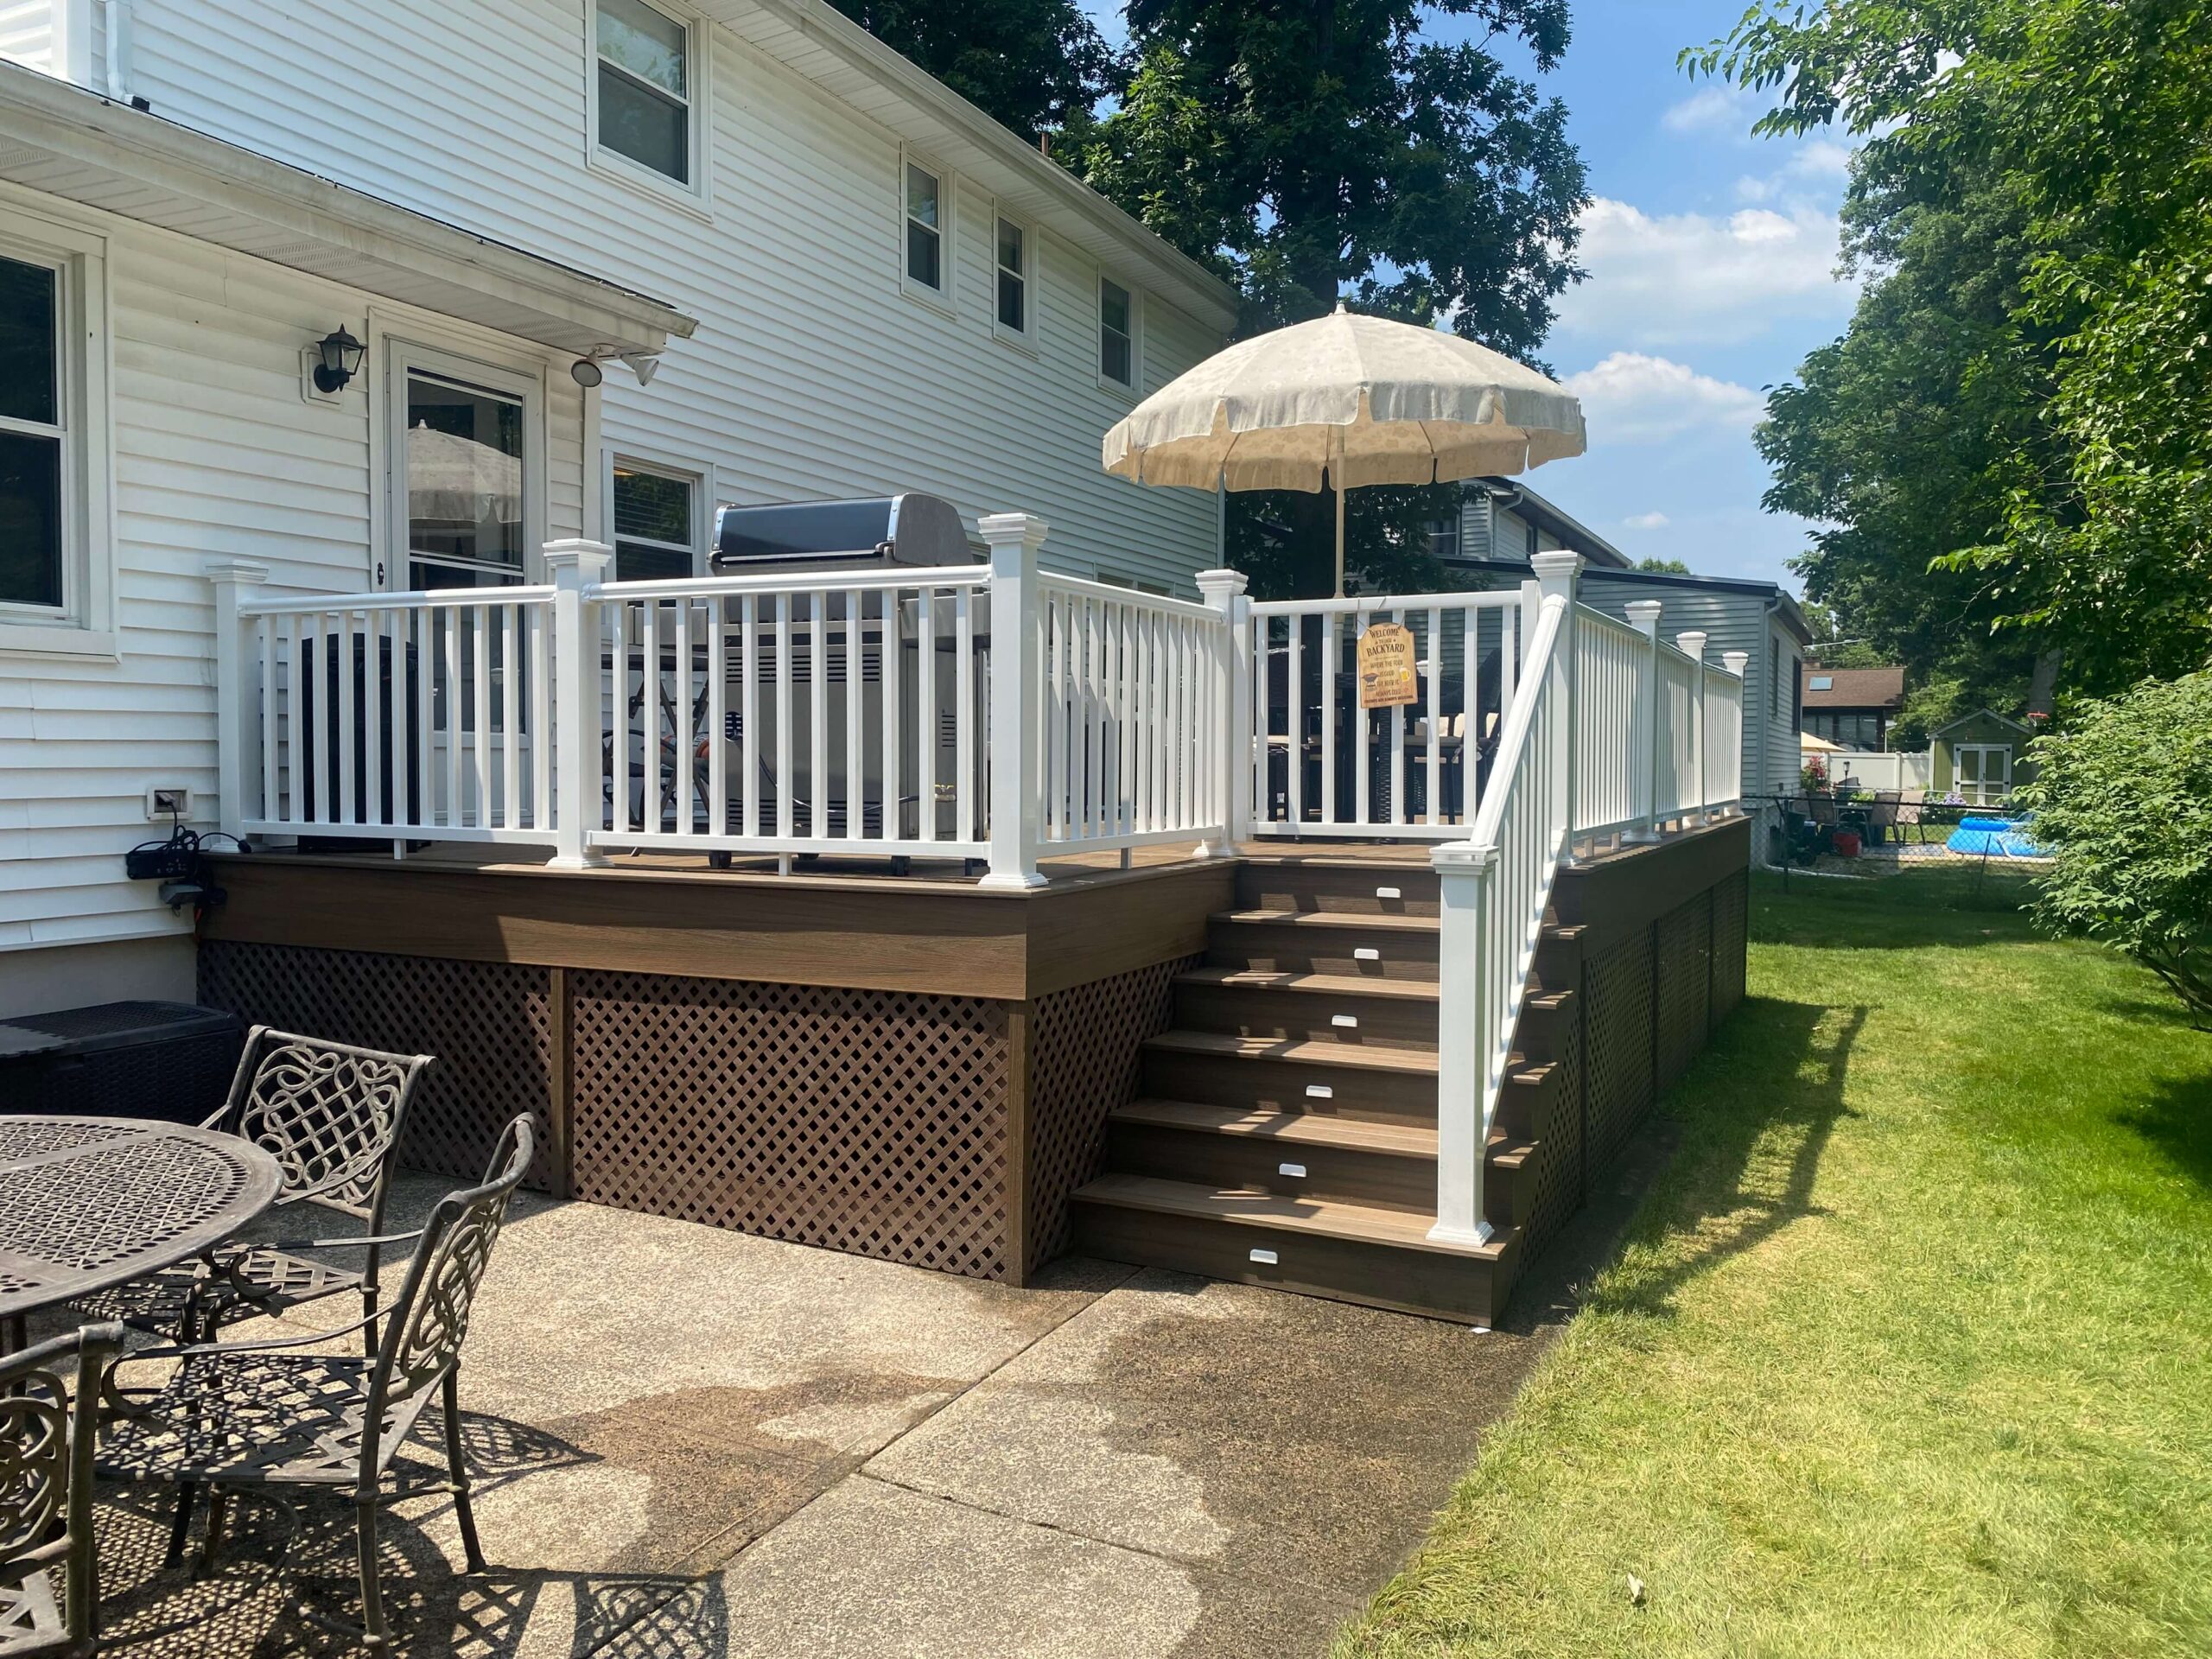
[312,327,365,393]
[570,352,660,387]
[570,357,605,388]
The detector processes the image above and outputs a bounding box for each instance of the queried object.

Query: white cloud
[1562,353,1764,445]
[1662,86,1762,136]
[1623,511,1671,531]
[1554,198,1857,347]
[1736,138,1855,203]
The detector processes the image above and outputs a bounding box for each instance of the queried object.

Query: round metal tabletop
[0,1116,284,1320]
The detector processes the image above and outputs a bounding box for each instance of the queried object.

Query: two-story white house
[0,0,1240,1014]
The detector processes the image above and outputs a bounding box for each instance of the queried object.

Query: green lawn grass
[1341,864,2212,1657]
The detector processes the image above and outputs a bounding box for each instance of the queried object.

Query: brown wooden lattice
[1582,924,1656,1180]
[1023,957,1197,1274]
[1654,893,1714,1091]
[197,944,554,1190]
[1518,996,1585,1255]
[566,974,1013,1280]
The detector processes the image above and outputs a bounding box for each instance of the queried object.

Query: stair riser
[1173,983,1440,1052]
[1105,1120,1437,1212]
[1235,866,1441,917]
[1207,920,1440,982]
[1510,1002,1573,1066]
[1532,934,1582,989]
[1143,1050,1438,1126]
[1071,1202,1508,1325]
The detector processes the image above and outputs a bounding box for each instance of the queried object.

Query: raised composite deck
[199,824,1748,1325]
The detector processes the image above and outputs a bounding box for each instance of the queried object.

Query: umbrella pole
[1333,472,1346,599]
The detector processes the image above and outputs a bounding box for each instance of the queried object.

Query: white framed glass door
[1955,744,2010,805]
[386,343,543,593]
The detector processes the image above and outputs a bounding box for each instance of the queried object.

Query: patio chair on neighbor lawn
[96,1116,536,1653]
[1866,791,1901,847]
[1897,788,1929,844]
[2,1323,124,1658]
[73,1029,431,1351]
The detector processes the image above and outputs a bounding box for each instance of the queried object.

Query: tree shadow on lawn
[2115,1070,2212,1195]
[1589,999,1867,1322]
[1752,867,2041,952]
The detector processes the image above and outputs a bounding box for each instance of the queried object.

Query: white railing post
[1530,552,1583,849]
[207,559,270,842]
[1624,599,1663,841]
[545,538,613,869]
[1722,651,1749,812]
[1194,568,1250,856]
[1429,839,1495,1248]
[980,512,1048,889]
[1676,630,1708,827]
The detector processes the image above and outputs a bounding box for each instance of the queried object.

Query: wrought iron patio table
[0,1116,283,1351]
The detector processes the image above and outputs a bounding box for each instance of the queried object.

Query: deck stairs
[1071,854,1578,1325]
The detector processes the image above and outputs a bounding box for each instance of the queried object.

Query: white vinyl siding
[0,188,582,952]
[112,0,1222,595]
[0,1,52,72]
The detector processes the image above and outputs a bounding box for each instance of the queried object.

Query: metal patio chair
[1897,788,1929,845]
[73,1028,431,1351]
[2,1323,124,1658]
[96,1116,536,1654]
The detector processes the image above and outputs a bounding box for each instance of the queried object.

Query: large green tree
[1067,0,1588,595]
[823,0,1117,138]
[1693,0,2212,697]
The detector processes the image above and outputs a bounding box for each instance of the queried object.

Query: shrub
[2015,671,2212,1023]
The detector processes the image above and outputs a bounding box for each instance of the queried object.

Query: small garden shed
[1932,708,2037,804]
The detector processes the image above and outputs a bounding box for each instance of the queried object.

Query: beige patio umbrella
[1800,732,1843,753]
[406,423,523,527]
[1102,302,1587,595]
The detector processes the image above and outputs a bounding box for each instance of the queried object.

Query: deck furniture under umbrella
[1,1322,123,1658]
[1102,302,1587,595]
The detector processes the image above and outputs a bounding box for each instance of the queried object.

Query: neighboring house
[1932,709,2036,804]
[0,0,1240,1013]
[1431,477,1633,569]
[1435,480,1813,804]
[1800,665,1905,751]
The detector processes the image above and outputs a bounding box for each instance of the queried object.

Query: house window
[0,252,64,613]
[1099,276,1135,387]
[905,159,944,295]
[596,0,693,187]
[612,462,697,581]
[995,216,1029,338]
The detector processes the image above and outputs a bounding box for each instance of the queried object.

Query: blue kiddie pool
[1947,816,2047,857]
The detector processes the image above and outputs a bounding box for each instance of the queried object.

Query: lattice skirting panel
[197,944,555,1189]
[567,974,1013,1281]
[1510,855,1752,1262]
[1024,956,1199,1274]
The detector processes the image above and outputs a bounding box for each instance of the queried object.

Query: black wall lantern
[312,326,365,393]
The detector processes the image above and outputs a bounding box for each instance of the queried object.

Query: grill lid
[710,494,975,570]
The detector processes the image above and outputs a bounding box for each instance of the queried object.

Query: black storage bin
[0,1001,244,1124]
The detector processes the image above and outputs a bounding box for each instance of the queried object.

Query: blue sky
[1085,1,1859,590]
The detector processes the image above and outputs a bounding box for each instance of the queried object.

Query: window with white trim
[612,461,699,581]
[994,214,1031,340]
[1098,276,1136,388]
[905,157,946,296]
[0,215,108,652]
[595,0,696,188]
[0,252,64,613]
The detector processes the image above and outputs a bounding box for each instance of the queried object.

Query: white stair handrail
[1428,550,1580,1249]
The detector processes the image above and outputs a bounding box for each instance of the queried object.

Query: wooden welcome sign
[1357,621,1419,709]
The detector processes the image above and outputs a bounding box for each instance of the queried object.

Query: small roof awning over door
[0,62,698,358]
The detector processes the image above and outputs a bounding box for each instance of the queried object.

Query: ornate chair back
[359,1116,536,1472]
[1,1324,123,1656]
[219,1029,431,1231]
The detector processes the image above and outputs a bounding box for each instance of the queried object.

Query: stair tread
[1212,908,1439,933]
[1146,1030,1439,1073]
[1175,967,1440,1002]
[1073,1174,1510,1260]
[1113,1099,1438,1157]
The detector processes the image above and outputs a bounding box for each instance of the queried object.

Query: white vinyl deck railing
[209,527,1742,1244]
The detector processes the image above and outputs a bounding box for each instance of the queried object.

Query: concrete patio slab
[81,1145,1653,1657]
